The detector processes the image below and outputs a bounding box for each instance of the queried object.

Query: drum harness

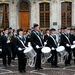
[33,31,43,48]
[17,37,27,50]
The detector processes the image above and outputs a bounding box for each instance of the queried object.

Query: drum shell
[58,50,67,57]
[41,47,51,58]
[24,47,37,59]
[56,46,67,57]
[42,52,52,58]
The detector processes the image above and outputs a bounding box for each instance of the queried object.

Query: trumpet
[7,35,13,41]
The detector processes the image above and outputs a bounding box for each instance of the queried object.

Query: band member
[47,28,58,68]
[30,24,44,70]
[25,29,32,46]
[60,26,72,66]
[44,29,51,62]
[69,28,75,63]
[8,27,17,61]
[15,28,27,73]
[2,28,12,67]
[44,29,50,46]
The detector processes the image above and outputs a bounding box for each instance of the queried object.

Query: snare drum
[23,46,37,59]
[56,46,67,57]
[41,47,51,58]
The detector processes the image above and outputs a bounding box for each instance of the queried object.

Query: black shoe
[51,65,55,68]
[3,65,7,68]
[55,65,59,68]
[19,71,23,73]
[35,67,40,70]
[23,70,26,73]
[65,64,68,66]
[68,63,71,66]
[39,67,43,69]
[8,64,11,67]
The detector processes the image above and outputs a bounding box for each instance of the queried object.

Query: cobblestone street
[0,58,75,75]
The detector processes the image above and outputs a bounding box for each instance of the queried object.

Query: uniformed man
[2,28,12,67]
[15,28,27,73]
[30,24,44,70]
[60,26,72,66]
[47,28,58,68]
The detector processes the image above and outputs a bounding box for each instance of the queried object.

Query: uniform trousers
[65,47,72,65]
[35,48,41,69]
[17,51,27,72]
[2,51,11,66]
[51,50,57,66]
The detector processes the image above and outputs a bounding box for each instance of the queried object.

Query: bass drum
[56,46,67,57]
[23,46,37,59]
[41,47,52,64]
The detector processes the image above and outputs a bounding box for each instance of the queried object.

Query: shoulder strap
[62,34,71,45]
[49,35,57,46]
[33,31,43,46]
[17,37,26,48]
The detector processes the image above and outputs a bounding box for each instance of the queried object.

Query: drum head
[71,45,75,49]
[56,46,65,52]
[24,47,33,53]
[41,47,51,53]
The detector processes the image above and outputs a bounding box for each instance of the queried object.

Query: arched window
[0,4,9,28]
[39,3,50,29]
[19,1,29,11]
[61,2,72,27]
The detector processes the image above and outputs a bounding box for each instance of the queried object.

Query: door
[19,12,29,31]
[19,1,30,31]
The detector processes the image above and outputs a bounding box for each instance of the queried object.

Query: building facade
[0,0,75,31]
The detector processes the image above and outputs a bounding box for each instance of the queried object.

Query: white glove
[0,49,2,52]
[18,47,22,51]
[52,47,55,50]
[66,44,70,47]
[44,42,47,45]
[36,45,40,49]
[73,41,75,44]
[28,42,31,47]
[58,43,60,46]
[7,40,10,43]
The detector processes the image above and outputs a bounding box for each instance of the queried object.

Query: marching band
[0,24,75,73]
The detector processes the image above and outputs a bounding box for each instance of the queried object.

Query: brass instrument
[7,35,13,41]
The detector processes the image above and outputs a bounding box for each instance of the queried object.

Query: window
[39,3,50,29]
[19,1,29,11]
[0,4,9,28]
[61,2,72,27]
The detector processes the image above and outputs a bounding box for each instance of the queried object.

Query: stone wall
[0,0,74,30]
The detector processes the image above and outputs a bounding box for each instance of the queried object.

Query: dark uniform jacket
[15,36,28,52]
[69,33,75,45]
[44,34,49,46]
[2,35,12,53]
[60,33,71,47]
[47,34,57,48]
[30,30,44,53]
